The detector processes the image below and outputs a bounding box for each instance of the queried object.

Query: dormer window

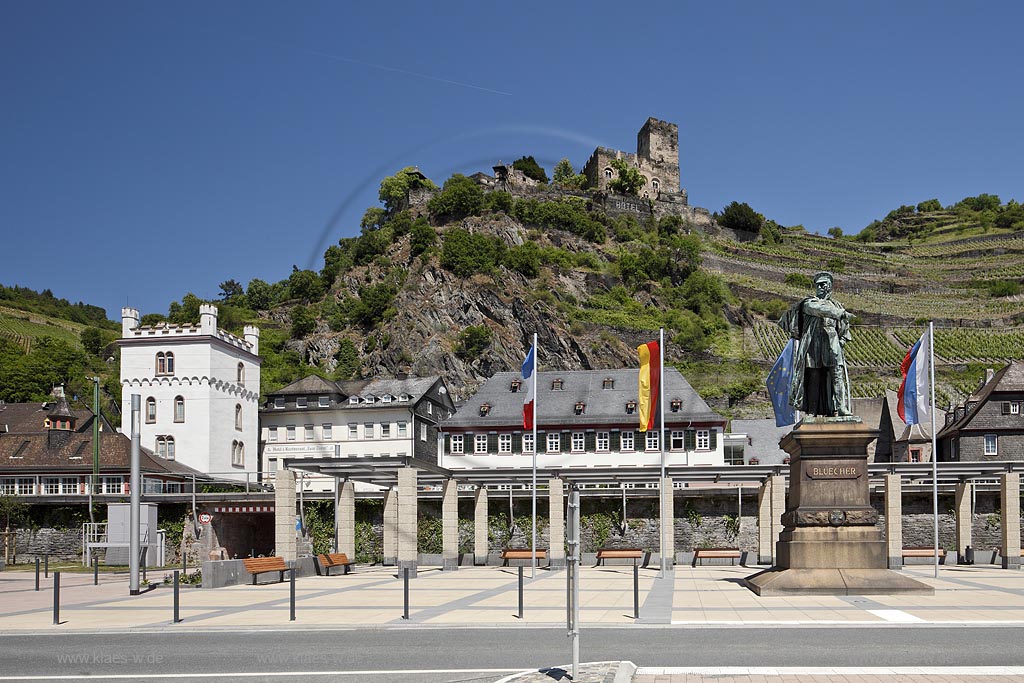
[551,379,563,391]
[382,395,392,404]
[349,397,360,405]
[399,394,410,402]
[364,396,375,404]
[602,378,614,390]
[574,402,585,415]
[274,397,285,409]
[318,396,329,407]
[296,397,307,409]
[479,403,491,417]
[626,401,636,414]
[510,380,521,393]
[670,399,682,413]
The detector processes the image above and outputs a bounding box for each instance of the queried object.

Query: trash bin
[964,546,975,565]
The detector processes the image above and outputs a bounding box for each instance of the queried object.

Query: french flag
[898,327,931,426]
[522,345,536,430]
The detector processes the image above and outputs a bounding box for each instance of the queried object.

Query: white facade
[119,305,261,481]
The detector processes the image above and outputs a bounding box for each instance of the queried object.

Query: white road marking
[867,609,925,622]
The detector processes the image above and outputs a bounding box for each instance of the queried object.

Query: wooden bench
[902,547,946,560]
[317,553,355,576]
[595,548,644,567]
[242,556,288,584]
[693,548,742,566]
[500,548,547,566]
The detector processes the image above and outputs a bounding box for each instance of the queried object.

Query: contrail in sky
[302,48,513,96]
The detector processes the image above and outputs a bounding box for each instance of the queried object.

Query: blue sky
[3,2,1022,320]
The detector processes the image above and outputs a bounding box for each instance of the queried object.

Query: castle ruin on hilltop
[582,117,687,206]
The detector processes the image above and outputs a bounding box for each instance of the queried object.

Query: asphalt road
[1,626,1022,682]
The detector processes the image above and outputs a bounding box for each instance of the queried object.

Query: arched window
[146,397,156,423]
[232,441,245,467]
[156,352,166,375]
[174,396,185,422]
[237,362,244,384]
[235,404,242,431]
[604,167,613,179]
[165,352,174,374]
[156,436,175,460]
[651,178,660,191]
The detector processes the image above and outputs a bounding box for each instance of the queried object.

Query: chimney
[121,307,140,337]
[199,304,218,335]
[244,325,260,354]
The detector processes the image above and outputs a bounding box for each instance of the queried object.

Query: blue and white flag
[898,327,932,426]
[767,339,797,427]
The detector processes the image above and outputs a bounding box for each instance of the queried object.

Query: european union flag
[767,339,797,427]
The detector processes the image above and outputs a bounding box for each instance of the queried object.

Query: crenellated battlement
[120,305,257,354]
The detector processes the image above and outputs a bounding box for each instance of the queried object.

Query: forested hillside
[3,166,1022,423]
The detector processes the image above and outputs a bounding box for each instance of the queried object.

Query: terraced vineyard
[0,310,84,351]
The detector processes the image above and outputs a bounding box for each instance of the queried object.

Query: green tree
[246,278,272,310]
[427,174,485,223]
[80,327,106,356]
[716,201,763,233]
[360,207,388,232]
[410,219,437,256]
[290,305,317,338]
[288,267,326,303]
[440,228,504,276]
[333,338,360,380]
[350,283,398,327]
[512,156,549,183]
[0,495,27,529]
[827,226,843,239]
[957,194,1001,212]
[552,158,587,189]
[608,158,645,196]
[218,279,244,302]
[168,294,203,325]
[916,198,942,212]
[504,242,541,277]
[455,325,493,360]
[378,167,437,213]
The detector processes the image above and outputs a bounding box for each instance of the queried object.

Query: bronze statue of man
[777,271,853,417]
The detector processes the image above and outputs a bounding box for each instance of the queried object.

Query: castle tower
[637,118,680,194]
[122,307,140,337]
[199,304,218,335]
[244,325,260,355]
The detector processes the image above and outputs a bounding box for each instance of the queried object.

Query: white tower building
[119,305,261,481]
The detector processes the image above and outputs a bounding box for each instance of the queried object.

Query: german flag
[637,340,660,432]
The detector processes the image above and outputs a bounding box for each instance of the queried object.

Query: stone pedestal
[746,419,932,596]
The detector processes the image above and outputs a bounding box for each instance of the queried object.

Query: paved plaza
[3,562,1024,682]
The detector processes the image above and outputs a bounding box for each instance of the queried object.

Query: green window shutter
[444,433,450,453]
[585,432,596,452]
[685,429,696,451]
[561,433,570,451]
[610,431,620,451]
[709,429,718,449]
[513,433,522,453]
[488,434,499,453]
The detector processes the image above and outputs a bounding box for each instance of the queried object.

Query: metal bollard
[52,572,60,625]
[182,551,187,576]
[173,570,181,623]
[44,554,49,578]
[518,566,524,619]
[93,557,99,586]
[402,568,409,620]
[35,558,40,591]
[633,563,640,619]
[289,568,296,622]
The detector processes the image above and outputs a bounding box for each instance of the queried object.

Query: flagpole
[929,321,939,578]
[659,327,667,575]
[531,333,538,580]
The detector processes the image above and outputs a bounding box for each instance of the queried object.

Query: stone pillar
[442,478,459,571]
[1001,472,1020,570]
[397,467,418,577]
[757,479,773,565]
[548,477,565,568]
[662,476,675,568]
[274,468,296,562]
[769,474,785,564]
[383,487,398,566]
[338,480,355,560]
[885,474,903,569]
[955,481,972,564]
[474,487,488,566]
